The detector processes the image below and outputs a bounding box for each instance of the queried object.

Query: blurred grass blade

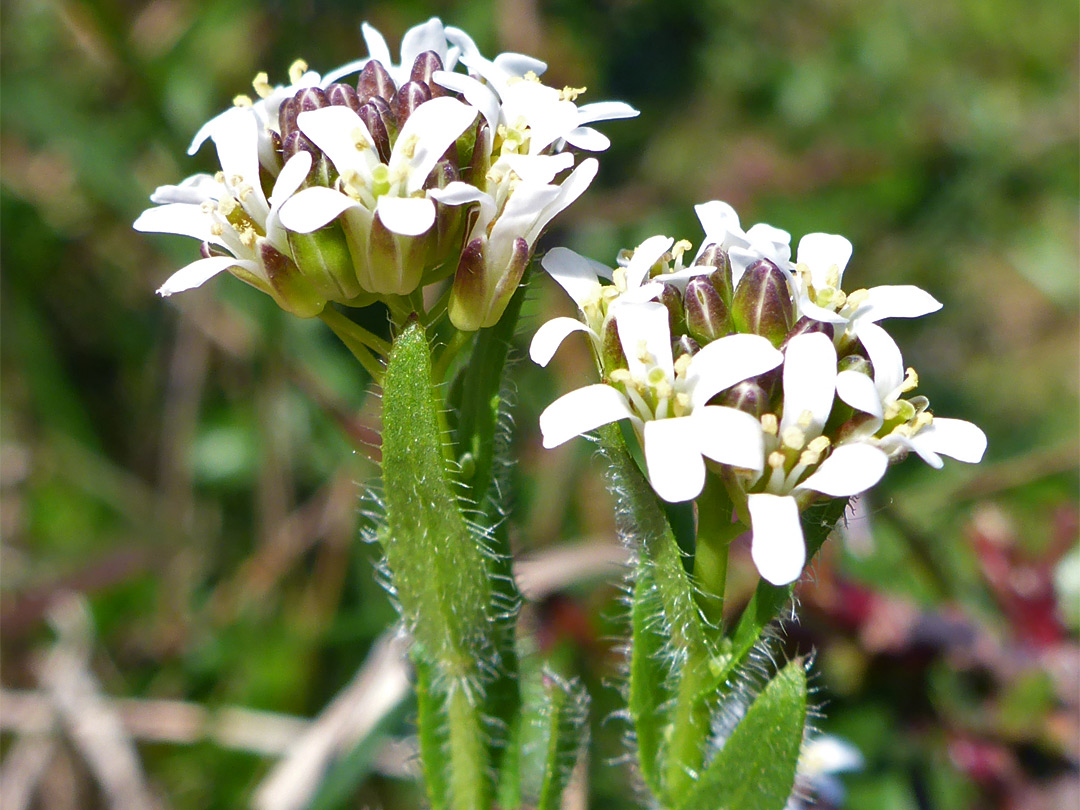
[679,658,809,810]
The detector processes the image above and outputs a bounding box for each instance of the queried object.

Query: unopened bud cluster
[136,18,636,330]
[533,201,986,585]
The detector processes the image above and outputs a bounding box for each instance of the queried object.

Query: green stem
[664,657,712,803]
[432,329,473,385]
[693,475,742,637]
[318,307,392,356]
[318,312,385,384]
[448,685,491,810]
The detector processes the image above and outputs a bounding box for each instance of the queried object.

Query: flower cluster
[135,18,636,328]
[532,202,986,585]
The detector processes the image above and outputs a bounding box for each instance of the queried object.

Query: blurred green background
[1,0,1077,808]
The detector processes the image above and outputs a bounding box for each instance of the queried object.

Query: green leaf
[381,318,491,680]
[679,658,810,810]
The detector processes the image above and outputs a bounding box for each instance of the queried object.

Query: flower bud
[731,258,794,347]
[357,60,395,105]
[359,100,393,164]
[695,244,734,306]
[423,161,466,283]
[259,243,325,318]
[660,283,685,336]
[720,380,768,418]
[685,276,731,344]
[410,51,447,97]
[448,236,530,331]
[392,80,431,127]
[602,316,628,373]
[837,354,873,376]
[781,316,834,349]
[295,86,328,113]
[278,97,299,139]
[672,335,700,361]
[326,82,361,113]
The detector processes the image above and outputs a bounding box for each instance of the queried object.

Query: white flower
[791,232,943,343]
[135,108,318,310]
[319,18,462,87]
[746,332,891,585]
[536,301,782,502]
[786,735,864,810]
[693,200,793,288]
[276,96,478,294]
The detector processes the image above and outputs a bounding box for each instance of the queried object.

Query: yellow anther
[912,411,933,433]
[883,400,901,421]
[825,265,841,290]
[833,289,847,309]
[523,71,541,83]
[218,196,237,216]
[400,133,420,160]
[351,127,371,152]
[782,426,806,451]
[239,227,257,248]
[796,409,814,431]
[674,392,691,416]
[761,414,779,435]
[252,72,272,99]
[201,200,215,214]
[673,354,692,377]
[846,288,869,310]
[796,264,814,294]
[612,267,628,292]
[288,59,309,84]
[768,451,786,469]
[560,85,586,101]
[214,171,226,184]
[635,340,653,365]
[654,381,674,400]
[236,183,253,202]
[671,239,693,264]
[232,94,254,108]
[799,448,820,467]
[209,222,224,237]
[901,367,919,393]
[807,435,831,454]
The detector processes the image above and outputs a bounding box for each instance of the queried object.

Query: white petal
[643,418,706,502]
[492,51,548,78]
[798,444,888,497]
[746,223,792,263]
[615,302,673,384]
[376,195,435,236]
[432,70,500,134]
[625,235,674,290]
[748,493,806,586]
[134,203,220,245]
[852,284,943,323]
[157,256,255,296]
[687,334,783,409]
[780,332,837,436]
[278,187,359,233]
[563,126,610,151]
[501,152,575,184]
[797,295,849,325]
[319,57,370,86]
[298,106,374,177]
[487,183,561,268]
[576,100,639,124]
[618,281,665,304]
[853,321,904,401]
[360,22,393,69]
[910,418,987,464]
[835,369,884,420]
[695,406,766,471]
[539,385,638,449]
[400,18,447,67]
[541,247,610,307]
[529,317,595,367]
[695,200,743,246]
[269,151,313,206]
[797,233,852,288]
[392,97,478,193]
[428,181,490,206]
[150,173,221,205]
[525,158,597,244]
[212,108,268,221]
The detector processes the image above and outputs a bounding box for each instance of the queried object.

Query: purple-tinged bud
[269,130,283,156]
[357,60,395,104]
[278,97,299,139]
[731,259,794,347]
[696,244,734,306]
[448,236,530,331]
[467,120,491,183]
[326,82,361,113]
[358,100,393,164]
[392,81,432,127]
[424,161,466,279]
[660,283,685,336]
[260,243,325,318]
[685,276,731,344]
[781,316,834,350]
[720,380,768,418]
[281,130,318,163]
[672,335,700,360]
[410,51,446,97]
[602,317,628,373]
[295,87,328,113]
[835,412,879,444]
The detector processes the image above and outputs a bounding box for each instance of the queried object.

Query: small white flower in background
[693,200,793,287]
[786,735,864,810]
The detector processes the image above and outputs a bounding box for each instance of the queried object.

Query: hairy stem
[448,685,491,810]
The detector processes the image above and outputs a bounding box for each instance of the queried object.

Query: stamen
[232,94,254,108]
[782,426,806,451]
[796,409,814,431]
[845,288,869,310]
[901,367,919,393]
[673,392,691,417]
[559,85,586,101]
[670,239,693,267]
[825,264,841,290]
[765,451,788,493]
[288,59,309,84]
[673,354,692,378]
[351,127,371,152]
[252,72,273,99]
[609,369,632,385]
[761,414,779,436]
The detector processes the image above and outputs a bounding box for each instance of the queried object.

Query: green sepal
[678,658,809,810]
